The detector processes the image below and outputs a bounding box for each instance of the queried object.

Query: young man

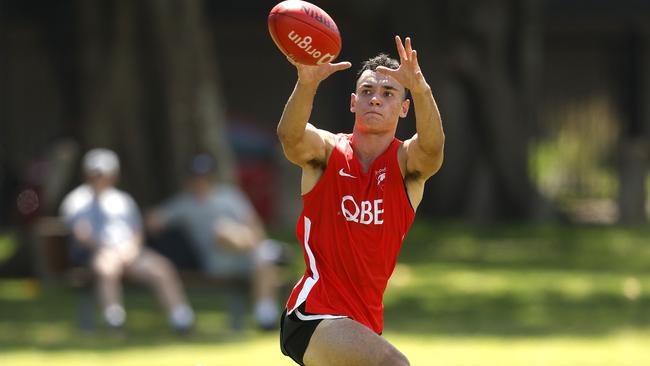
[146,153,281,330]
[277,36,444,365]
[60,148,194,332]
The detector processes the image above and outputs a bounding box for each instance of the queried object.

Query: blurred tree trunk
[149,0,234,188]
[617,31,648,225]
[111,0,150,201]
[76,0,234,203]
[76,0,150,201]
[440,0,550,221]
[76,0,113,148]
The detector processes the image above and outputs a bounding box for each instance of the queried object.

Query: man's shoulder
[214,184,249,204]
[60,184,92,216]
[98,187,136,206]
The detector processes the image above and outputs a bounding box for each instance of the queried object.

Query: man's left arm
[378,36,445,181]
[214,188,265,253]
[407,84,444,180]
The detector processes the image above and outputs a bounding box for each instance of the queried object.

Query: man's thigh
[303,318,409,366]
[92,247,124,277]
[124,248,170,282]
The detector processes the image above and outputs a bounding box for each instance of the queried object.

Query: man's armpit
[307,158,327,171]
[404,169,422,183]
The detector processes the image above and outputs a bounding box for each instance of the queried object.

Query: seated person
[59,148,194,332]
[146,153,281,330]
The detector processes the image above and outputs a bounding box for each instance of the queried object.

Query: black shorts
[279,304,328,366]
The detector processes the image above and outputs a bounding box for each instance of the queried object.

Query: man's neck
[190,184,216,201]
[350,129,395,173]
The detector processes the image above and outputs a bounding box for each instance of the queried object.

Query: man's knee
[93,258,121,278]
[144,253,177,281]
[381,347,409,366]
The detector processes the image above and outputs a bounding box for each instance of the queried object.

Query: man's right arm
[276,58,351,168]
[145,196,181,235]
[277,81,329,167]
[60,189,97,250]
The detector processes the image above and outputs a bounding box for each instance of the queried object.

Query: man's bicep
[404,136,443,180]
[280,123,332,167]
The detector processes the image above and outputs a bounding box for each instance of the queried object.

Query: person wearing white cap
[59,148,194,332]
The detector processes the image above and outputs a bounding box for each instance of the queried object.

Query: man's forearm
[412,87,444,154]
[277,81,319,144]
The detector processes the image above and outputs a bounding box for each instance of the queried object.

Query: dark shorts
[279,304,325,366]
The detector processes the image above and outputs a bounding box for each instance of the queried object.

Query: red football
[268,0,342,65]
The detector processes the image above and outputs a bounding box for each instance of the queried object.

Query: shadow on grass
[0,287,267,352]
[3,283,650,352]
[384,290,650,336]
[4,222,650,351]
[403,222,650,270]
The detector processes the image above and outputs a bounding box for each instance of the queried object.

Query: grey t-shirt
[158,184,256,275]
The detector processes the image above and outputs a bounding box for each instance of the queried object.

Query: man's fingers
[330,61,352,74]
[405,37,413,56]
[332,61,352,70]
[395,35,408,62]
[286,56,299,66]
[375,66,398,79]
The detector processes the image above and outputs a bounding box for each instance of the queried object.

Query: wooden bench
[34,217,252,331]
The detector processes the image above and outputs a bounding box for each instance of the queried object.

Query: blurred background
[1,0,650,365]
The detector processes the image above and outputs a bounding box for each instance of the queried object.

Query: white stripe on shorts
[294,309,347,321]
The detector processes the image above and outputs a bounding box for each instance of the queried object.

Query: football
[268,0,342,65]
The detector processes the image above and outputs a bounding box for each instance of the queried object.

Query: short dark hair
[357,54,409,100]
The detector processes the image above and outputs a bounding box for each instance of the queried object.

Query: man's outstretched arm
[277,58,351,168]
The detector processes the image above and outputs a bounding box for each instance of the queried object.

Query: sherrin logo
[300,5,339,34]
[287,30,336,65]
[341,195,384,225]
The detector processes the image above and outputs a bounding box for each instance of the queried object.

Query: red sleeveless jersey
[286,133,415,334]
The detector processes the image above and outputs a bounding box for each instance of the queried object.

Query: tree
[75,0,234,203]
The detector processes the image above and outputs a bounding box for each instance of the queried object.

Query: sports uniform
[281,133,415,364]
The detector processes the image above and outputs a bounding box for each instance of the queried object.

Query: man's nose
[370,95,381,106]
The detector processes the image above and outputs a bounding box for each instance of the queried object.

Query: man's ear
[350,93,357,113]
[400,98,411,118]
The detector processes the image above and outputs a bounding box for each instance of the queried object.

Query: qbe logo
[341,196,384,225]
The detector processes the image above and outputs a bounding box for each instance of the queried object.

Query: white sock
[104,304,126,328]
[255,239,282,263]
[255,299,279,328]
[170,304,194,330]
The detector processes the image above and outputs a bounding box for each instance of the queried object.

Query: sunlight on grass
[391,264,650,301]
[0,279,41,301]
[3,332,650,366]
[1,335,288,366]
[390,331,650,366]
[0,232,18,263]
[2,223,650,365]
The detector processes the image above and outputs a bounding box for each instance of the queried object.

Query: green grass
[2,221,650,365]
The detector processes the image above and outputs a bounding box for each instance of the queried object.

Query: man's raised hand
[375,36,430,94]
[287,56,352,86]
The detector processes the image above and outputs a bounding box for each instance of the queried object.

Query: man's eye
[362,90,372,95]
[384,91,393,97]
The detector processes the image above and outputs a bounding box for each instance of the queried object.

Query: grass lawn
[2,221,650,365]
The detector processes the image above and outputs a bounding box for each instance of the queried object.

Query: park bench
[34,216,254,332]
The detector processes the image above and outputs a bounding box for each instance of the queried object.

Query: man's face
[350,70,410,133]
[187,174,214,197]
